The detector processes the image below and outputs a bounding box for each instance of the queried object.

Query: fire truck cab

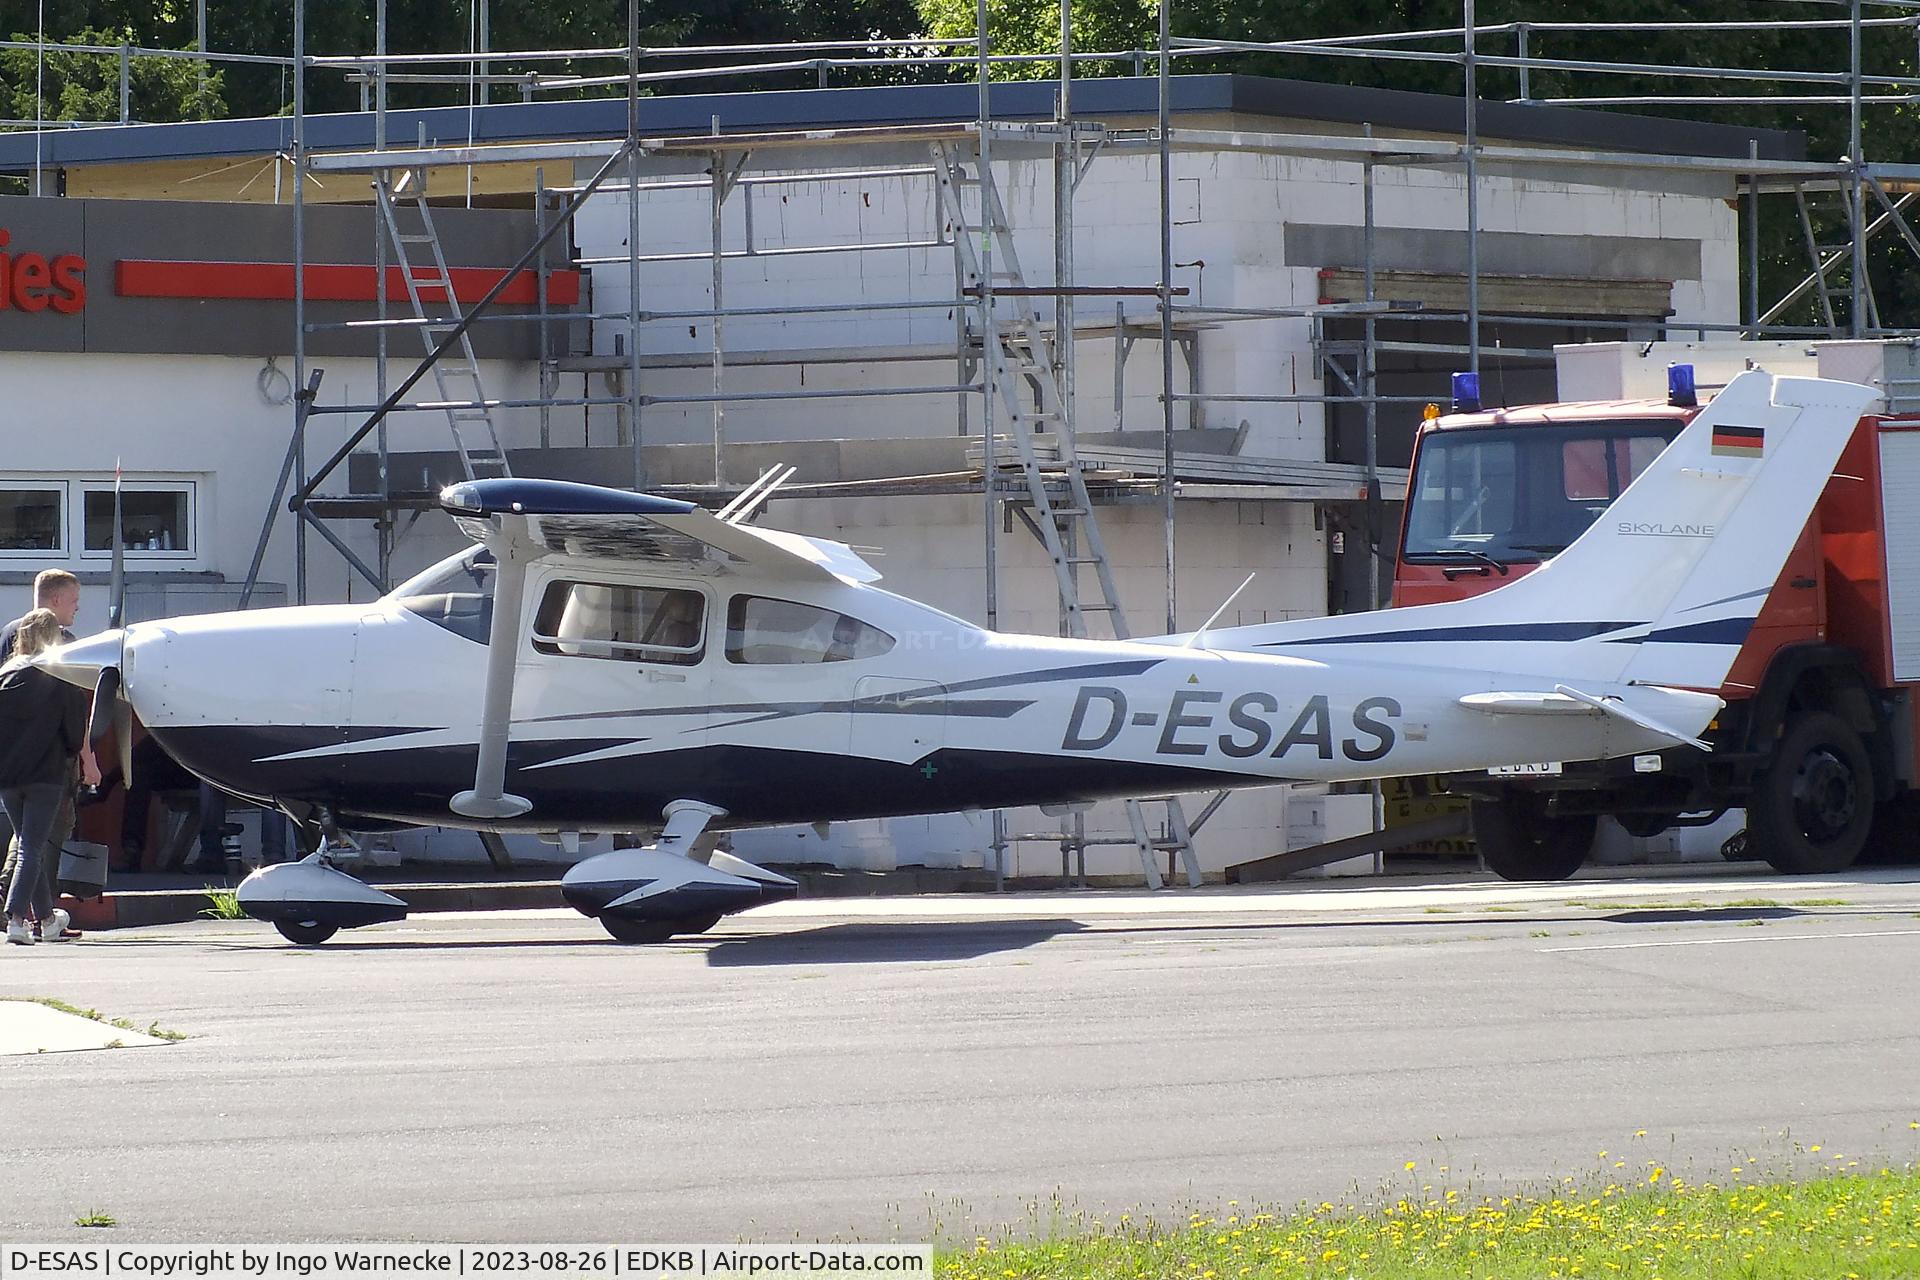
[1396,340,1920,880]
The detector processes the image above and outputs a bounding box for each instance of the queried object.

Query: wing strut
[451,519,537,820]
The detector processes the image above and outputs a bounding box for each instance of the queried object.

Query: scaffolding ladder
[932,136,1203,889]
[373,170,513,481]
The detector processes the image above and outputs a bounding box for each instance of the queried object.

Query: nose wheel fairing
[236,860,409,934]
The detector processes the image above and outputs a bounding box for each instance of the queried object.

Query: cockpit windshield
[1402,420,1678,567]
[389,547,495,644]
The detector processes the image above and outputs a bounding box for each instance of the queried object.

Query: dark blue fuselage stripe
[1260,621,1639,648]
[1605,617,1756,647]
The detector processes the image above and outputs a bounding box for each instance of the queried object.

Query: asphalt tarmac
[4,866,1920,1244]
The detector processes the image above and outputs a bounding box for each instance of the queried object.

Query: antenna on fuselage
[1183,572,1257,650]
[717,463,797,526]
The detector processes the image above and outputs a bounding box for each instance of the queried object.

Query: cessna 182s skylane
[38,369,1880,943]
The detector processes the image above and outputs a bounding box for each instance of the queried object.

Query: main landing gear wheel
[1471,797,1597,882]
[600,912,723,944]
[274,920,339,946]
[1747,710,1873,875]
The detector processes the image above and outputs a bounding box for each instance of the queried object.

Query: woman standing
[0,609,91,946]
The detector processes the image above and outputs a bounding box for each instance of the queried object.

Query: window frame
[76,478,198,562]
[530,576,710,666]
[0,480,68,559]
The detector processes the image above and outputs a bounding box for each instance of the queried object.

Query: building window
[81,483,194,557]
[726,595,894,664]
[0,484,65,554]
[532,580,705,664]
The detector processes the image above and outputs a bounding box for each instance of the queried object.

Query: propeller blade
[87,667,121,748]
[114,699,133,787]
[108,467,126,632]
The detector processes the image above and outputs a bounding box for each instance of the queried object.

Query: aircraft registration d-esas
[41,369,1880,943]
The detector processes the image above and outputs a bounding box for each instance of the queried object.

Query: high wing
[436,476,880,821]
[440,477,881,584]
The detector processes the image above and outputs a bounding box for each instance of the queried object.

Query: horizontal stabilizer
[1552,683,1711,751]
[1457,691,1603,717]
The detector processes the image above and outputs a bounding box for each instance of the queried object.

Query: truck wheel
[1747,710,1873,874]
[1471,797,1596,881]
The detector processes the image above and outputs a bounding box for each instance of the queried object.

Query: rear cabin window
[533,581,705,664]
[726,596,894,664]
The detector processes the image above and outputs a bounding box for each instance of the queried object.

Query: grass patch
[942,1168,1920,1278]
[200,887,246,920]
[3,997,186,1042]
[1791,898,1854,908]
[72,1211,115,1228]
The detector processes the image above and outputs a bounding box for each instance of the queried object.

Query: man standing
[1,569,82,661]
[0,570,101,938]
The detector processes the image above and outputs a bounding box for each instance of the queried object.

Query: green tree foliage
[917,0,1156,78]
[0,25,224,123]
[0,1,925,120]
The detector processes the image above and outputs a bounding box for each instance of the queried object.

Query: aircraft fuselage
[63,550,1702,836]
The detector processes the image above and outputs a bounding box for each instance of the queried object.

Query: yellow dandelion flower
[1635,1130,1648,1138]
[1405,1161,1417,1171]
[1811,1144,1822,1152]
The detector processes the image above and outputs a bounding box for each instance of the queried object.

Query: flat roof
[0,73,1804,170]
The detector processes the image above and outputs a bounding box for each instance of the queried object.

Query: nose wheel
[274,919,340,946]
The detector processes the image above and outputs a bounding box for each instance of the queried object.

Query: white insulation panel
[1880,429,1920,682]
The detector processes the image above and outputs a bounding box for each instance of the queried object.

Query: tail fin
[1206,369,1881,688]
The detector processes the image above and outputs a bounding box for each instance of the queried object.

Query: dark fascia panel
[0,73,1804,170]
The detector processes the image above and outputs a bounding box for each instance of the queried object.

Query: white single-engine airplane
[40,369,1878,943]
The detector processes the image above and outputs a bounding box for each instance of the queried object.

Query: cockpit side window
[532,580,706,665]
[725,596,894,664]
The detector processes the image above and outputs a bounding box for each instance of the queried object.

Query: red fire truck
[1395,341,1920,880]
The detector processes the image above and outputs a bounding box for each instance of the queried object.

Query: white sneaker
[38,909,71,943]
[5,918,32,946]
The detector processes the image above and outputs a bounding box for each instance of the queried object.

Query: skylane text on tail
[36,368,1881,943]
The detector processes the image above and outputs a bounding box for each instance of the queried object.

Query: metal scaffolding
[14,0,1920,881]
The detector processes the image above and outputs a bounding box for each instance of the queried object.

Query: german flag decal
[1710,424,1764,458]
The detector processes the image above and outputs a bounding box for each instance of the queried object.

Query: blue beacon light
[1668,362,1698,408]
[1450,371,1482,413]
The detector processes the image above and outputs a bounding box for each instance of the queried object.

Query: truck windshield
[1402,420,1679,566]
